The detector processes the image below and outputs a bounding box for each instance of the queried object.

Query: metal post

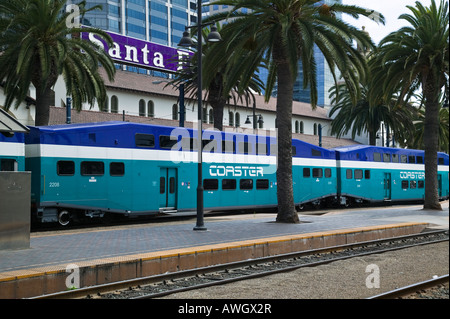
[179,83,185,127]
[318,124,322,147]
[194,0,206,231]
[66,97,71,124]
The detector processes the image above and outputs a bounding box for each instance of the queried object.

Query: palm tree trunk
[423,79,442,210]
[208,76,225,131]
[275,60,299,223]
[369,131,377,146]
[34,85,54,126]
[213,103,224,131]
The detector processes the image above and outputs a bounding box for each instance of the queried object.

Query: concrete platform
[0,202,447,299]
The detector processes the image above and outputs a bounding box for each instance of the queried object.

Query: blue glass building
[265,0,342,107]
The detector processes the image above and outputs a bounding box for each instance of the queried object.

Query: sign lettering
[82,30,192,73]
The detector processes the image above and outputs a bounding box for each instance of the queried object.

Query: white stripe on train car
[0,142,25,157]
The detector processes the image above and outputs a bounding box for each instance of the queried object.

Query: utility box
[0,172,31,250]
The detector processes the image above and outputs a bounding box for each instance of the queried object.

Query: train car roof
[25,121,334,158]
[334,144,449,164]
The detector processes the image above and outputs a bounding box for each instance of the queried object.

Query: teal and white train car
[25,122,337,225]
[335,145,449,205]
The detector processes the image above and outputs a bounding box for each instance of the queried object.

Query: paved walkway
[0,202,448,274]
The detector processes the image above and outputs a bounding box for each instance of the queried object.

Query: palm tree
[401,94,449,154]
[0,0,115,126]
[207,0,383,223]
[371,0,448,210]
[329,80,417,146]
[170,24,265,131]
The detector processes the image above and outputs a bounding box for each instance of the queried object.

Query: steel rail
[367,274,449,299]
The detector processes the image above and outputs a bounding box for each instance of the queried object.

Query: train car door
[383,172,391,200]
[159,167,177,209]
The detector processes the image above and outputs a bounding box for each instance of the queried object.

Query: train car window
[169,177,175,193]
[401,155,408,163]
[181,137,196,151]
[346,169,352,179]
[416,156,423,164]
[160,135,178,149]
[401,180,409,189]
[204,179,219,190]
[311,149,321,157]
[410,180,416,189]
[110,162,125,176]
[418,180,424,188]
[203,139,217,153]
[438,158,444,165]
[364,170,371,179]
[256,179,269,190]
[256,143,268,155]
[270,143,278,156]
[81,161,104,176]
[392,154,399,163]
[408,155,415,163]
[0,159,17,171]
[160,177,165,194]
[135,133,155,148]
[303,167,310,177]
[222,179,236,190]
[383,153,391,162]
[325,168,332,178]
[238,142,252,154]
[222,140,235,153]
[373,152,381,162]
[57,161,75,175]
[240,179,253,190]
[292,146,297,157]
[354,169,363,179]
[312,168,323,178]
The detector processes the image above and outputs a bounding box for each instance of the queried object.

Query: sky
[342,0,434,44]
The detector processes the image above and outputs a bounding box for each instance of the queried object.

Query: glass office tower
[293,0,342,107]
[267,0,342,107]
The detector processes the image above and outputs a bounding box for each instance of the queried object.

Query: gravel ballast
[161,241,449,299]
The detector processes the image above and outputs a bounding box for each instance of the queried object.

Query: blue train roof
[0,131,25,143]
[25,121,334,159]
[334,144,449,165]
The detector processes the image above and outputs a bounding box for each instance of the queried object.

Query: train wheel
[58,210,71,226]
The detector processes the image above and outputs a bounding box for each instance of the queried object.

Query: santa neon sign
[81,30,191,73]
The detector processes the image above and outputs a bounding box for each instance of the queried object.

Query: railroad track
[367,274,449,299]
[30,229,448,299]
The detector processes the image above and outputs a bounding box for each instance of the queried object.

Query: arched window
[139,99,146,116]
[172,104,178,120]
[235,112,240,127]
[300,121,304,134]
[111,95,119,113]
[295,121,299,133]
[229,111,234,127]
[148,100,154,117]
[313,123,318,135]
